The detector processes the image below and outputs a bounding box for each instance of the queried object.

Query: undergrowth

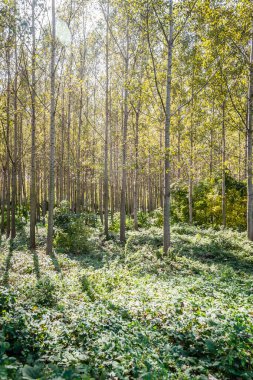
[0,224,253,379]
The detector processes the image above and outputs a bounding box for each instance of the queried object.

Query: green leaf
[22,365,42,380]
[205,339,217,353]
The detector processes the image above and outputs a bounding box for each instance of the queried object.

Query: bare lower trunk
[133,110,139,230]
[11,35,18,240]
[30,0,36,248]
[46,0,56,254]
[222,101,226,228]
[42,102,47,224]
[247,24,253,241]
[104,1,109,238]
[76,88,83,214]
[163,0,173,254]
[59,92,64,202]
[120,19,129,243]
[6,44,11,239]
[189,127,193,224]
[1,170,6,234]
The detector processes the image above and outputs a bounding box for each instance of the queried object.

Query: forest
[1,0,253,379]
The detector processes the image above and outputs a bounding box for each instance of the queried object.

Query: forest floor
[0,224,253,379]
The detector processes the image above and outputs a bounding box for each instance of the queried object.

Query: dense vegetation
[1,215,253,379]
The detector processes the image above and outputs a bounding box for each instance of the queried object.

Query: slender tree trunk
[210,100,214,177]
[59,91,64,202]
[238,129,241,181]
[66,45,73,204]
[47,0,56,254]
[247,23,253,241]
[109,89,114,222]
[189,124,193,225]
[222,101,226,228]
[91,86,96,213]
[163,0,173,254]
[148,150,152,212]
[177,121,181,180]
[42,99,47,223]
[30,0,36,248]
[6,45,11,239]
[159,127,163,207]
[1,169,6,234]
[11,29,18,240]
[76,87,83,213]
[18,115,23,206]
[99,176,103,224]
[120,19,129,243]
[133,109,139,230]
[188,75,194,225]
[104,0,109,238]
[210,128,213,177]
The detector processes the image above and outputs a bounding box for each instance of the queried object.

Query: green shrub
[126,215,134,230]
[54,217,90,254]
[54,200,72,231]
[110,212,120,232]
[54,201,90,254]
[83,212,98,227]
[169,175,246,230]
[0,287,15,316]
[137,211,150,228]
[2,307,42,360]
[150,208,163,227]
[79,275,96,301]
[193,175,246,229]
[170,183,189,223]
[110,212,134,232]
[32,276,56,307]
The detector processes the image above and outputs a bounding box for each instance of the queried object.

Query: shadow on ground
[175,237,253,274]
[31,249,41,279]
[50,251,62,274]
[65,249,106,270]
[2,247,13,287]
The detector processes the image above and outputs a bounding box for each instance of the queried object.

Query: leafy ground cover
[0,224,253,379]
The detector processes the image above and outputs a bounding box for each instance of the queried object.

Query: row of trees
[0,0,252,254]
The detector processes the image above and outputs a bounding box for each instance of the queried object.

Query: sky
[45,0,102,46]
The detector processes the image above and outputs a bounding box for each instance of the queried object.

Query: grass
[0,224,253,379]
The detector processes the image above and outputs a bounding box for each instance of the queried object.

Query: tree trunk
[42,97,47,224]
[76,87,83,213]
[163,0,173,254]
[133,109,139,230]
[104,0,109,238]
[1,169,6,234]
[6,44,11,239]
[222,101,226,228]
[11,29,18,240]
[247,23,253,241]
[120,18,129,243]
[46,0,56,254]
[30,0,36,248]
[59,91,65,202]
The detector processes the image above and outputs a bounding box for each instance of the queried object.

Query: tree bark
[6,43,11,239]
[104,0,109,238]
[46,0,56,254]
[222,101,226,228]
[11,28,18,240]
[30,0,36,248]
[76,87,83,213]
[163,0,173,254]
[133,108,139,230]
[120,18,129,243]
[247,23,253,241]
